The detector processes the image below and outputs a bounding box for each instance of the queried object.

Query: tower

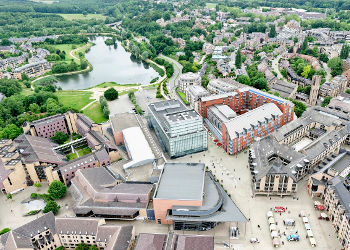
[308,75,320,106]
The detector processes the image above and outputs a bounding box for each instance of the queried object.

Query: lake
[55,36,159,90]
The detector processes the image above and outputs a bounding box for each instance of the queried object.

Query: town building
[70,167,153,219]
[249,136,302,196]
[328,93,350,114]
[319,75,348,98]
[198,87,295,154]
[134,233,214,250]
[152,162,247,230]
[177,72,201,92]
[269,79,298,99]
[207,79,237,94]
[147,100,208,158]
[185,85,210,112]
[0,112,120,194]
[13,60,51,79]
[0,212,134,249]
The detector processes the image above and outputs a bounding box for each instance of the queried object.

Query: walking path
[80,100,96,111]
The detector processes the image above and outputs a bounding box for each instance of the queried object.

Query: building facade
[198,87,294,154]
[147,100,208,158]
[177,72,201,92]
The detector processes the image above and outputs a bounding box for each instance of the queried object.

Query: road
[159,54,183,99]
[272,54,284,80]
[322,62,332,82]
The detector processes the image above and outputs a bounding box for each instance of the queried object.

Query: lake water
[55,36,159,90]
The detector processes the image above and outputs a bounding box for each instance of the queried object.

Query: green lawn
[77,147,92,157]
[51,44,83,63]
[206,3,217,8]
[83,102,108,123]
[55,91,93,110]
[66,152,78,161]
[91,82,141,89]
[176,89,189,105]
[21,88,35,96]
[58,14,106,21]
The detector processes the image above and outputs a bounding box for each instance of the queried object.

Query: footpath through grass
[56,91,93,110]
[83,102,108,123]
[88,82,141,89]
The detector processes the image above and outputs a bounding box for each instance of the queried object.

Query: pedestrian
[269,197,271,200]
[286,207,287,210]
[239,178,240,181]
[280,212,281,216]
[282,241,284,245]
[248,218,250,221]
[258,224,260,228]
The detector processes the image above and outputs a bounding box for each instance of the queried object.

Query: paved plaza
[0,123,342,250]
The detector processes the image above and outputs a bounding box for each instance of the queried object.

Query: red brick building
[199,87,294,154]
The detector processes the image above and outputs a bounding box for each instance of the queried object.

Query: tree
[46,98,61,114]
[0,124,22,140]
[104,88,118,101]
[43,200,60,215]
[301,38,308,53]
[301,65,311,79]
[268,25,277,38]
[340,44,350,59]
[88,246,98,250]
[50,131,69,145]
[0,39,11,46]
[48,180,67,199]
[29,103,40,114]
[236,75,250,85]
[80,60,88,70]
[319,53,329,63]
[75,243,89,250]
[21,73,29,81]
[327,57,344,76]
[141,51,149,60]
[322,96,332,107]
[0,79,22,97]
[235,50,242,69]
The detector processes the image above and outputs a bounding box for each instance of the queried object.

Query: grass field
[206,3,217,9]
[83,102,107,123]
[66,152,78,161]
[55,91,93,110]
[52,44,83,63]
[90,82,141,89]
[77,147,92,157]
[58,14,106,21]
[176,89,189,105]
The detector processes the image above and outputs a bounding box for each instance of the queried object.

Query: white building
[178,72,201,92]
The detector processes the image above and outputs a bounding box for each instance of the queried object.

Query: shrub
[6,194,12,199]
[31,193,38,199]
[0,228,10,235]
[34,183,42,188]
[48,180,67,199]
[43,200,60,215]
[104,88,118,101]
[50,131,69,145]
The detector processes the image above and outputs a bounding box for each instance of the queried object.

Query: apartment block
[198,87,294,154]
[13,59,51,79]
[177,72,201,92]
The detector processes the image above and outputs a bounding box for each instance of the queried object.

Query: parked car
[250,237,260,243]
[287,234,300,241]
[274,206,286,213]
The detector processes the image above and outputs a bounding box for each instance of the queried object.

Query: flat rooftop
[154,162,205,201]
